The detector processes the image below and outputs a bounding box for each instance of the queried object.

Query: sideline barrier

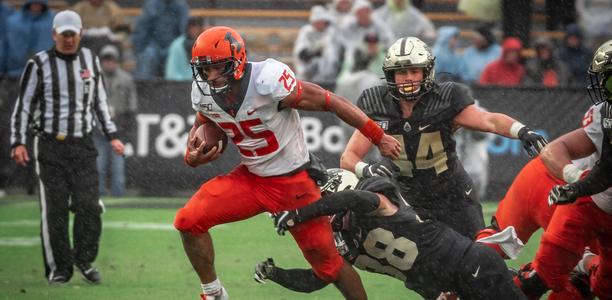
[0,79,592,200]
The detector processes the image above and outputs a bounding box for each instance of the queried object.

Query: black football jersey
[342,178,473,298]
[357,82,477,206]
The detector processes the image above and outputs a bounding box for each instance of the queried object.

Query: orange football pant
[533,199,612,300]
[493,156,560,243]
[174,165,343,283]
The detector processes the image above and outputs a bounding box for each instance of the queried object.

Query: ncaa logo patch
[199,103,213,111]
[376,121,389,130]
[603,118,612,128]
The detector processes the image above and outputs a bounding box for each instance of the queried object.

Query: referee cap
[53,10,82,34]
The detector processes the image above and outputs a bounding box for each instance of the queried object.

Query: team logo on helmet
[383,37,436,101]
[587,39,612,105]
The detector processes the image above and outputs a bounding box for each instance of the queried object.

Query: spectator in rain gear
[2,0,54,78]
[457,25,501,83]
[479,37,526,86]
[432,26,462,82]
[557,23,592,85]
[131,0,189,79]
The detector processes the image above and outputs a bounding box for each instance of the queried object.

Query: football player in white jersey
[172,26,401,300]
[514,40,612,300]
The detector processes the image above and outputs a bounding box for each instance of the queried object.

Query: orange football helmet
[191,26,247,95]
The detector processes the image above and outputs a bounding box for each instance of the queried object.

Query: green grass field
[0,195,542,300]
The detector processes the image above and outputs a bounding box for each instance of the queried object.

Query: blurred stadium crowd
[1,0,612,198]
[2,0,612,87]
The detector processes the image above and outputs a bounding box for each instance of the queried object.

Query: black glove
[518,127,548,157]
[273,210,301,236]
[362,162,395,178]
[548,184,579,206]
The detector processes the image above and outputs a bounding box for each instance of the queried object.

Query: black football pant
[401,179,485,240]
[34,135,102,280]
[454,242,527,299]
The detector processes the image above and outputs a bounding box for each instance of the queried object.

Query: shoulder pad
[357,85,390,115]
[255,58,297,102]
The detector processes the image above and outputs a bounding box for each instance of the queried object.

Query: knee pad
[301,248,343,283]
[173,208,207,235]
[514,263,549,300]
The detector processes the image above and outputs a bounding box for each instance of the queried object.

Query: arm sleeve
[10,59,40,147]
[92,56,119,140]
[268,267,328,293]
[297,190,381,222]
[573,133,612,196]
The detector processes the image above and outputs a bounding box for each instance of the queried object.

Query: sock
[202,278,222,296]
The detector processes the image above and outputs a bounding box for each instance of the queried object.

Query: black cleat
[254,258,276,284]
[76,263,101,284]
[48,272,71,285]
[570,271,594,300]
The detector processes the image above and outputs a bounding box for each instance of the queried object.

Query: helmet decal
[383,37,435,101]
[224,31,243,59]
[587,39,612,105]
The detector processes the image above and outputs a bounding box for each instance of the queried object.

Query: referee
[9,10,124,285]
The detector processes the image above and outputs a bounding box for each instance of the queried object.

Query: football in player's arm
[255,170,526,300]
[175,26,404,300]
[185,75,401,167]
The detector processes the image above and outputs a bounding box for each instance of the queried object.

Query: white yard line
[0,220,175,230]
[0,237,40,246]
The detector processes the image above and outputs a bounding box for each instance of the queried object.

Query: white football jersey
[191,58,309,177]
[573,104,612,213]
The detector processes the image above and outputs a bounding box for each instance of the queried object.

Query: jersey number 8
[353,228,418,282]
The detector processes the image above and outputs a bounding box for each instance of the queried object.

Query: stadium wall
[0,80,592,200]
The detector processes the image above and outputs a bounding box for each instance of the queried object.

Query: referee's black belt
[40,132,91,143]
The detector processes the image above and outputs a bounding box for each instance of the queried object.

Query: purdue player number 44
[255,169,526,300]
[341,37,548,239]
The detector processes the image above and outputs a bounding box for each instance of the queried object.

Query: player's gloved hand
[362,163,394,178]
[548,184,579,206]
[518,127,548,157]
[273,210,301,235]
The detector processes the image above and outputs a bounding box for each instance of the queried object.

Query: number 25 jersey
[190,59,309,177]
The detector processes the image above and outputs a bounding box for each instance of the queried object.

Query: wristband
[359,119,384,145]
[509,122,525,138]
[562,164,586,183]
[324,91,331,111]
[355,161,368,178]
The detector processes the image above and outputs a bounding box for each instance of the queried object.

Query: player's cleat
[436,292,458,300]
[76,263,101,284]
[254,258,276,284]
[513,263,549,299]
[201,286,229,300]
[48,272,71,285]
[569,271,595,300]
[574,247,598,275]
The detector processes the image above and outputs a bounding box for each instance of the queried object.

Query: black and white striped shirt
[10,47,118,146]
